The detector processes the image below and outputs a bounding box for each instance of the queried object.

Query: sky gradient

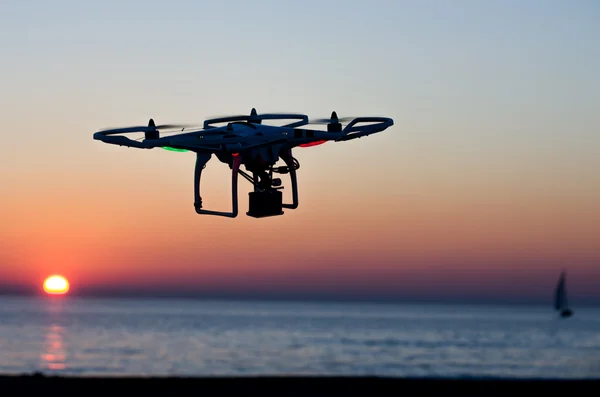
[1,0,599,304]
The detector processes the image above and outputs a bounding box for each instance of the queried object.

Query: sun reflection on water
[41,298,69,371]
[41,324,67,371]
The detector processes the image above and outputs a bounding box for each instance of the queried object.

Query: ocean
[0,297,599,378]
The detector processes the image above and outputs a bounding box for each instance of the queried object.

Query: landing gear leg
[280,149,298,209]
[194,152,240,218]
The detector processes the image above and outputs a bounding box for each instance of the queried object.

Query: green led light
[161,146,188,152]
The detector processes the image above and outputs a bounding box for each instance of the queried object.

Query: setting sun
[43,275,70,295]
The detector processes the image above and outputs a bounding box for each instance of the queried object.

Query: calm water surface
[0,297,599,378]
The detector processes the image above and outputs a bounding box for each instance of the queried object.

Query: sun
[43,275,70,295]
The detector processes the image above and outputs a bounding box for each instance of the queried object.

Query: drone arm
[194,153,240,218]
[93,132,154,148]
[336,117,394,141]
[280,150,299,209]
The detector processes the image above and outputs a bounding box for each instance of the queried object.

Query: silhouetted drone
[93,108,393,218]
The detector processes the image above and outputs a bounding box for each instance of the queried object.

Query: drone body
[93,108,393,218]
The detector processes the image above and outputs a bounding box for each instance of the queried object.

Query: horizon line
[1,290,599,307]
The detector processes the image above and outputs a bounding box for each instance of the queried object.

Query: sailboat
[554,271,573,318]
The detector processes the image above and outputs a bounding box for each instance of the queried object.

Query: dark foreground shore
[1,374,598,397]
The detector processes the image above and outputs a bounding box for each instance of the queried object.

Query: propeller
[248,108,261,124]
[146,118,195,130]
[308,111,355,132]
[205,108,260,122]
[308,111,355,124]
[99,119,197,140]
[204,108,307,126]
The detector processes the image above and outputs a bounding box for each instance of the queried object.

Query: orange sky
[2,143,599,302]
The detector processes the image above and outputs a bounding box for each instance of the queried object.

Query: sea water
[0,297,598,378]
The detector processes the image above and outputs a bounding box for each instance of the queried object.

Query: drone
[93,108,393,218]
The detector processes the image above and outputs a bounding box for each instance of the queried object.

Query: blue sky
[2,0,598,165]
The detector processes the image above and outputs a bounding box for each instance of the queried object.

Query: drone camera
[247,190,284,218]
[273,166,289,174]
